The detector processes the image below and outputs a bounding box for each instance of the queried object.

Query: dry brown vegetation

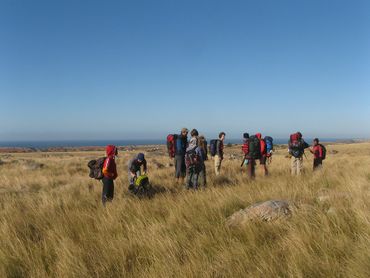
[0,143,369,277]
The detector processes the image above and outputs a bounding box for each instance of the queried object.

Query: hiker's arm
[128,160,137,176]
[319,146,323,158]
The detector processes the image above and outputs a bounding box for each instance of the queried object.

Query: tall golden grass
[0,143,369,277]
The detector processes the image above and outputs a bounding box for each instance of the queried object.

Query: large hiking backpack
[289,133,305,158]
[320,144,327,160]
[135,174,150,188]
[209,139,219,157]
[132,175,151,196]
[185,148,200,169]
[248,135,261,159]
[87,157,106,180]
[167,134,178,158]
[264,136,273,157]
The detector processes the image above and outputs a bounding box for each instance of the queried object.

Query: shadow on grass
[211,175,234,187]
[129,183,168,199]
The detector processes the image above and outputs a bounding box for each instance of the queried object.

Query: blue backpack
[264,136,273,156]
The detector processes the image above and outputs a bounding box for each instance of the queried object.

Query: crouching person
[128,153,147,194]
[102,145,118,206]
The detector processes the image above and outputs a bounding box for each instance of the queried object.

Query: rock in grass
[226,200,291,227]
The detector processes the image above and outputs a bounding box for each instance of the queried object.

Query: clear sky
[1,0,369,141]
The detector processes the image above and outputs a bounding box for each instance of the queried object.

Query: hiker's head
[256,133,262,139]
[106,145,117,157]
[219,132,226,141]
[190,129,199,137]
[243,133,249,139]
[313,138,319,146]
[137,153,145,162]
[181,128,189,137]
[297,132,302,139]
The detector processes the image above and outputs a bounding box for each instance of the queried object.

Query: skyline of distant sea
[0,138,353,149]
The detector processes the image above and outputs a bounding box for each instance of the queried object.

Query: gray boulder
[226,200,291,227]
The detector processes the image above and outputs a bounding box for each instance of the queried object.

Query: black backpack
[290,139,309,158]
[248,135,261,159]
[320,144,327,160]
[87,157,106,180]
[209,139,219,156]
[185,149,200,169]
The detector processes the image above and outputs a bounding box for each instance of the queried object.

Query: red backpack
[166,134,177,158]
[290,133,301,143]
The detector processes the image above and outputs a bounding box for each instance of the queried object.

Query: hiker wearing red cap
[102,145,118,205]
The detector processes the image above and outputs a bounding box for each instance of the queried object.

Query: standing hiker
[198,135,208,188]
[246,134,261,179]
[241,133,253,177]
[210,132,226,175]
[175,128,188,183]
[185,129,203,189]
[309,138,326,171]
[101,145,118,206]
[128,153,147,193]
[256,133,268,176]
[288,132,309,176]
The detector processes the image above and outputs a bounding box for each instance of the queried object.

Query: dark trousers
[175,154,186,179]
[198,164,207,188]
[313,158,323,170]
[186,166,199,189]
[102,177,114,205]
[247,159,256,179]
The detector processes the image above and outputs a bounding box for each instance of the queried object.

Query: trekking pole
[240,157,246,167]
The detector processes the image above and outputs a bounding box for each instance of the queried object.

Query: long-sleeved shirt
[216,140,224,159]
[311,145,323,159]
[175,135,188,156]
[103,157,118,179]
[242,139,249,155]
[128,158,147,174]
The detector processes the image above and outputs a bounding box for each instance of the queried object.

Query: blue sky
[1,0,369,141]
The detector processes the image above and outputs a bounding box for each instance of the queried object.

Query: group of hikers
[88,129,326,206]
